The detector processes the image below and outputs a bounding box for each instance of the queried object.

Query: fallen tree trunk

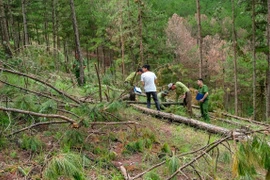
[126,101,183,106]
[192,105,269,127]
[131,104,233,135]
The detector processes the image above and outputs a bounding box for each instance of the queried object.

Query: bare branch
[0,79,79,107]
[8,121,68,136]
[166,135,231,180]
[0,106,77,124]
[0,68,81,104]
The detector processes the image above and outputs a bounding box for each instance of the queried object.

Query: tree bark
[95,63,102,102]
[196,0,202,78]
[232,0,238,116]
[0,0,12,56]
[266,0,270,121]
[131,104,231,135]
[21,0,29,46]
[252,0,256,120]
[70,0,84,86]
[138,0,143,64]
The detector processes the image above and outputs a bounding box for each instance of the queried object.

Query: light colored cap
[168,83,173,89]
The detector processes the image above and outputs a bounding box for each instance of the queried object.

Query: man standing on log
[168,82,192,116]
[124,68,143,101]
[141,64,161,111]
[197,78,210,122]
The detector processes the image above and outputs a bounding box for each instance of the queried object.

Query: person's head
[142,64,150,72]
[137,68,143,75]
[197,78,204,87]
[168,83,176,90]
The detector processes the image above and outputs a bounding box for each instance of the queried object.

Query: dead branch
[129,161,166,180]
[90,121,139,127]
[190,164,202,180]
[126,101,183,105]
[166,135,231,180]
[8,121,68,136]
[0,79,79,107]
[130,137,220,180]
[0,106,77,124]
[0,68,81,104]
[56,108,80,118]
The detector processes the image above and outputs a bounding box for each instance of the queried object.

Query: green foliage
[43,152,88,180]
[14,94,38,112]
[62,129,85,148]
[234,136,270,179]
[0,137,7,149]
[105,101,125,113]
[20,134,44,153]
[208,88,224,112]
[161,143,171,155]
[166,155,180,180]
[144,171,161,180]
[39,100,57,114]
[124,137,155,154]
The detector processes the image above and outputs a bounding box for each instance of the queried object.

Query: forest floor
[0,105,235,179]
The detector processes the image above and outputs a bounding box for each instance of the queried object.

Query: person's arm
[200,92,208,102]
[141,74,145,86]
[175,93,180,102]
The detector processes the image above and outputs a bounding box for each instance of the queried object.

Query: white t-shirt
[141,71,157,92]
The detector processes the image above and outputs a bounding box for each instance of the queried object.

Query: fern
[43,152,88,180]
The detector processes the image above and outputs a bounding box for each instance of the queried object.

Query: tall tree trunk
[266,0,270,120]
[43,0,49,52]
[138,1,143,64]
[196,0,202,79]
[52,0,59,70]
[70,0,84,86]
[232,0,238,116]
[252,0,257,120]
[120,7,125,76]
[7,2,19,50]
[0,0,12,56]
[21,0,28,46]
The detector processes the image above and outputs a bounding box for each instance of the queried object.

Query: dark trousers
[146,92,160,111]
[183,91,193,116]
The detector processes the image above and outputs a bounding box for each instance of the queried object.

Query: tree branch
[8,121,68,136]
[0,68,81,104]
[0,106,77,124]
[0,79,79,107]
[166,135,231,180]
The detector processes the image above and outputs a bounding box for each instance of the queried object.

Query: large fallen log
[131,104,234,135]
[192,105,269,127]
[126,101,183,106]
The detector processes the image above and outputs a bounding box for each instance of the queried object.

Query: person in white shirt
[141,64,161,111]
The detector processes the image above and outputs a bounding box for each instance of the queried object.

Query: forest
[0,0,270,179]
